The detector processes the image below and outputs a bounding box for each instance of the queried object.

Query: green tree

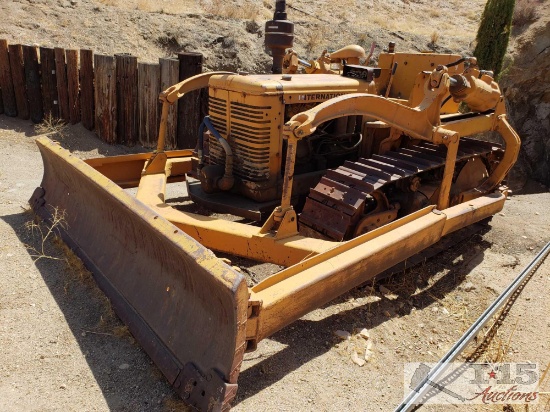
[473,0,515,77]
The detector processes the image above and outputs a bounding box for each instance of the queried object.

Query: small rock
[441,307,450,315]
[521,235,527,239]
[379,285,392,295]
[119,363,130,370]
[461,282,475,292]
[357,328,370,340]
[334,330,351,340]
[351,351,366,366]
[368,295,382,303]
[365,340,373,351]
[431,306,439,312]
[384,310,391,317]
[60,384,66,389]
[418,323,425,328]
[364,348,374,361]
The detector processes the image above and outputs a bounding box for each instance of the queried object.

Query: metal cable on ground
[394,240,550,412]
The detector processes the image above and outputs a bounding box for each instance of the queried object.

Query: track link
[299,138,502,241]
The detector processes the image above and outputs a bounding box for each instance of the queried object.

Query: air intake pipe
[265,0,294,74]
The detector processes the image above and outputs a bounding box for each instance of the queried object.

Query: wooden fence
[0,39,205,149]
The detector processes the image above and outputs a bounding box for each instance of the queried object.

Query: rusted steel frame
[85,151,193,188]
[280,134,297,212]
[155,71,234,154]
[135,172,335,267]
[251,192,506,342]
[435,129,459,210]
[471,114,520,194]
[286,92,440,142]
[252,207,444,340]
[160,71,234,104]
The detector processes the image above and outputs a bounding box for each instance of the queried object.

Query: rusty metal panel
[30,137,247,410]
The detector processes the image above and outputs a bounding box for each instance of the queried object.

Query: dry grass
[513,0,540,26]
[24,206,68,263]
[34,113,67,140]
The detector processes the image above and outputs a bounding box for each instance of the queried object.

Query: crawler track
[299,138,502,240]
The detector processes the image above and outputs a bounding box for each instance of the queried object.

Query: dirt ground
[0,115,549,412]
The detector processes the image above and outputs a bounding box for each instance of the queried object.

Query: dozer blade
[30,137,248,412]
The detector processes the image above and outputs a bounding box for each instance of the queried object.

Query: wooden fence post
[0,39,17,117]
[138,62,160,148]
[177,52,203,149]
[115,54,138,145]
[54,47,70,122]
[80,49,94,130]
[9,44,29,120]
[23,45,43,123]
[40,47,59,119]
[66,49,80,124]
[159,57,179,150]
[94,54,117,144]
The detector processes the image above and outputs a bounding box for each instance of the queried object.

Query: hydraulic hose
[198,116,234,191]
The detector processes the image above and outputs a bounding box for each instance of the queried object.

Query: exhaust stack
[265,0,294,74]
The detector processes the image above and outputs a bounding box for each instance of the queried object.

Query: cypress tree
[473,0,515,77]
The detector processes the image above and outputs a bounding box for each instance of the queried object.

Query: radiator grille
[208,98,273,182]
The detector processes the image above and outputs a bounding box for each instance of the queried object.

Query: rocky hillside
[1,0,486,73]
[501,6,550,186]
[0,0,548,186]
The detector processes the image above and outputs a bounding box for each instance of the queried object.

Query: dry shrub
[429,31,440,46]
[513,0,539,26]
[34,113,67,140]
[24,207,68,262]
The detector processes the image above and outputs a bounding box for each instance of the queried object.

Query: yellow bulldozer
[30,1,520,410]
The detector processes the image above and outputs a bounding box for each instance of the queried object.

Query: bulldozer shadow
[1,210,188,411]
[234,231,492,405]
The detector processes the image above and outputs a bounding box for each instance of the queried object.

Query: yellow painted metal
[84,151,193,188]
[254,208,445,340]
[442,192,506,236]
[160,71,235,105]
[134,170,334,267]
[33,136,249,405]
[285,86,447,142]
[34,33,524,411]
[248,191,506,343]
[436,130,459,210]
[376,52,464,101]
